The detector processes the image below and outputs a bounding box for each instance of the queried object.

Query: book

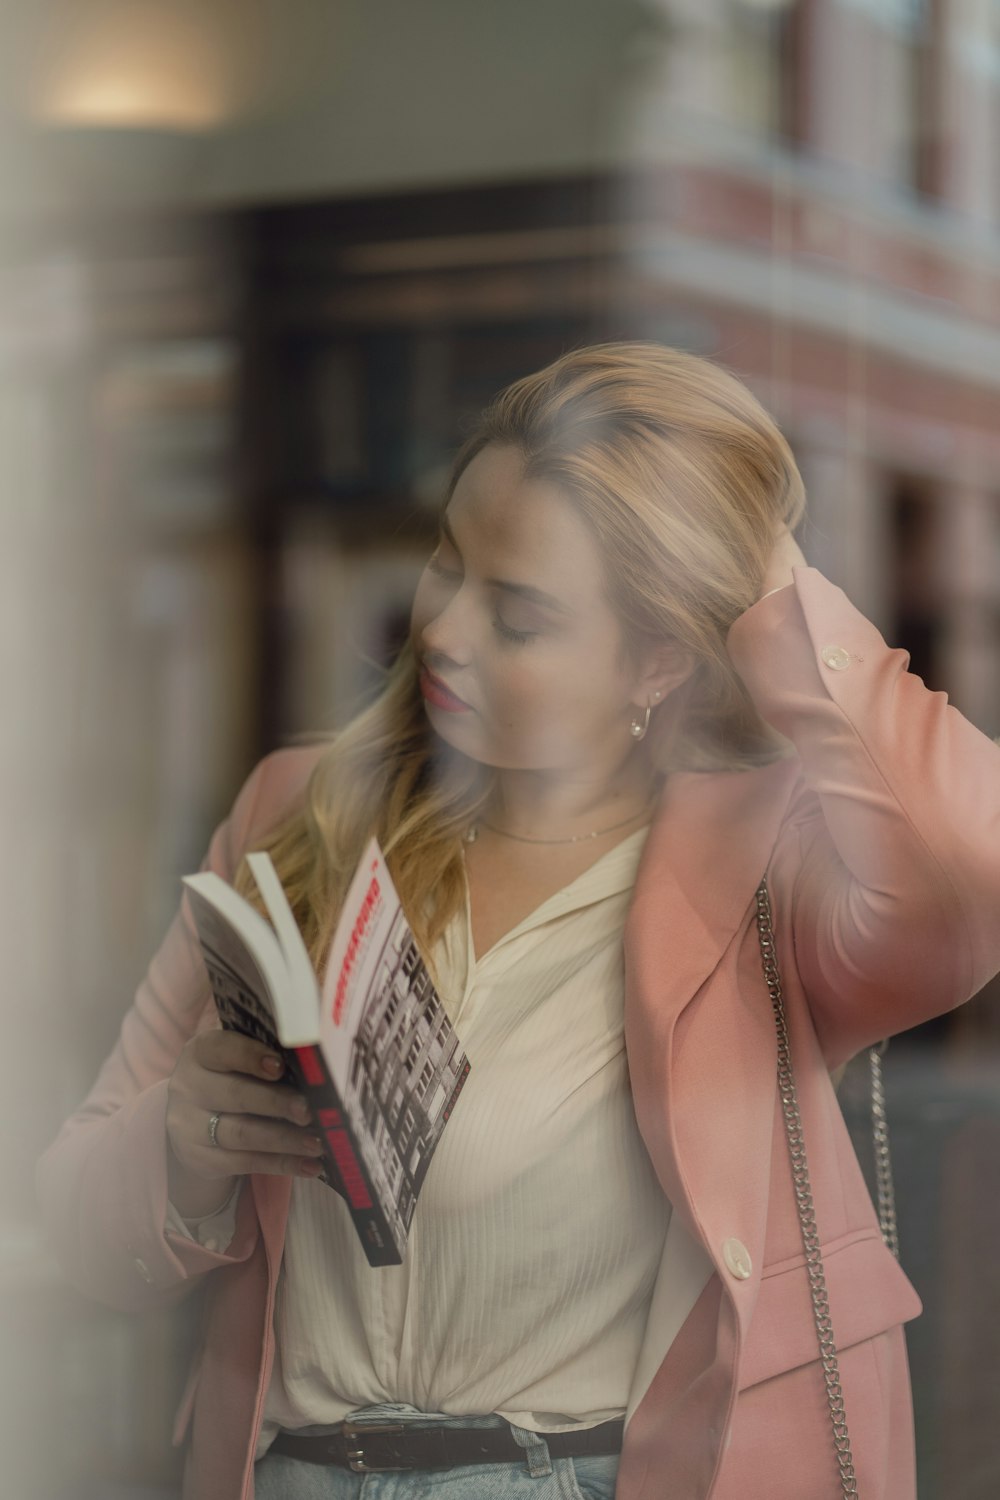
[181,836,471,1266]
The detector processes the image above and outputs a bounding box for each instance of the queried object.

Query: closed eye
[493,614,535,645]
[427,548,537,643]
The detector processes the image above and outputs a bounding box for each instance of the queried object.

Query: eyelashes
[424,555,537,645]
[492,616,534,645]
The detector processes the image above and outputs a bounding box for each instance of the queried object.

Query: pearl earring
[629,704,651,740]
[629,691,662,742]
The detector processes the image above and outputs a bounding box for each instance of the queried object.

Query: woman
[38,343,1000,1500]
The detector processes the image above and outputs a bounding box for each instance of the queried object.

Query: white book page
[182,873,294,1041]
[244,851,320,1040]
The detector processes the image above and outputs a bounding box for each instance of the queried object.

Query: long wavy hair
[232,341,806,974]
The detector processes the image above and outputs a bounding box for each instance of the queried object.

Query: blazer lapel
[619,756,804,1491]
[626,756,802,1013]
[623,754,801,1268]
[252,1172,292,1270]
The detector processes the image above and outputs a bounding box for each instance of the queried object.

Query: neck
[488,752,657,839]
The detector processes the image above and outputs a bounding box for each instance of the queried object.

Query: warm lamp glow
[39,79,224,131]
[31,4,231,130]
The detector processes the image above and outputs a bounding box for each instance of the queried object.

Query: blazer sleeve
[725,566,1000,1069]
[35,747,310,1312]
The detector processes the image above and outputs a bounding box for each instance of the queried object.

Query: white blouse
[170,825,715,1450]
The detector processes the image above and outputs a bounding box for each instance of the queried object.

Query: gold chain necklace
[464,802,653,846]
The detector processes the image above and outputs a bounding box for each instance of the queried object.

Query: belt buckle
[341,1420,413,1473]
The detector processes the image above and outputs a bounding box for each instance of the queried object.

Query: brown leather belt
[268,1416,625,1472]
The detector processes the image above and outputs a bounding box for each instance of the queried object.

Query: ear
[630,640,696,709]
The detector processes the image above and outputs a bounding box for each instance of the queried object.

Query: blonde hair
[233,341,806,971]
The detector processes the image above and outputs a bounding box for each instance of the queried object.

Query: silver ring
[207,1111,222,1148]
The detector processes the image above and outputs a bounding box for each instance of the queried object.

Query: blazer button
[821,645,851,671]
[722,1237,752,1280]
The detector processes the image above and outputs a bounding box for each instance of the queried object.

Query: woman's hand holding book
[165,1031,324,1220]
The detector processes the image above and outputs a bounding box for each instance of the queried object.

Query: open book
[181,837,471,1266]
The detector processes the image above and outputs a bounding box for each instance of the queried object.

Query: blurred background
[1,0,999,1495]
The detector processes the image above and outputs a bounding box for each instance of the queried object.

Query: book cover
[182,836,471,1265]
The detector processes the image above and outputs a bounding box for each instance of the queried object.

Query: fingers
[759,526,807,601]
[201,1073,311,1125]
[172,1106,327,1184]
[167,1031,324,1187]
[195,1030,286,1080]
[210,1150,326,1180]
[204,1108,328,1179]
[180,1033,308,1125]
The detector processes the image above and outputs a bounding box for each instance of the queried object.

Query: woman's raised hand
[759,523,808,602]
[165,1031,326,1220]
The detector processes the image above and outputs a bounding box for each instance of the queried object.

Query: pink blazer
[37,567,1000,1500]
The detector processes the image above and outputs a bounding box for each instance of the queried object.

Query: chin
[423,700,564,771]
[424,721,511,774]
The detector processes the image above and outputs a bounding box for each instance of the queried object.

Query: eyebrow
[439,512,573,616]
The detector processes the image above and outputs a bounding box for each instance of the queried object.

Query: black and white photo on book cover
[342,900,469,1245]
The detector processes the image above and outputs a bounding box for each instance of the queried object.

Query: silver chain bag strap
[868,1039,900,1261]
[755,876,900,1500]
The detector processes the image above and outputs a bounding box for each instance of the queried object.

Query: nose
[417,585,473,670]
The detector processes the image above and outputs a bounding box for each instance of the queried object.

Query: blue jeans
[253,1403,620,1499]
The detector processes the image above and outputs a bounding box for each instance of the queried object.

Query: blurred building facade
[3,1,1000,1496]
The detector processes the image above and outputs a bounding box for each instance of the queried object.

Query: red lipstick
[419,666,473,713]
